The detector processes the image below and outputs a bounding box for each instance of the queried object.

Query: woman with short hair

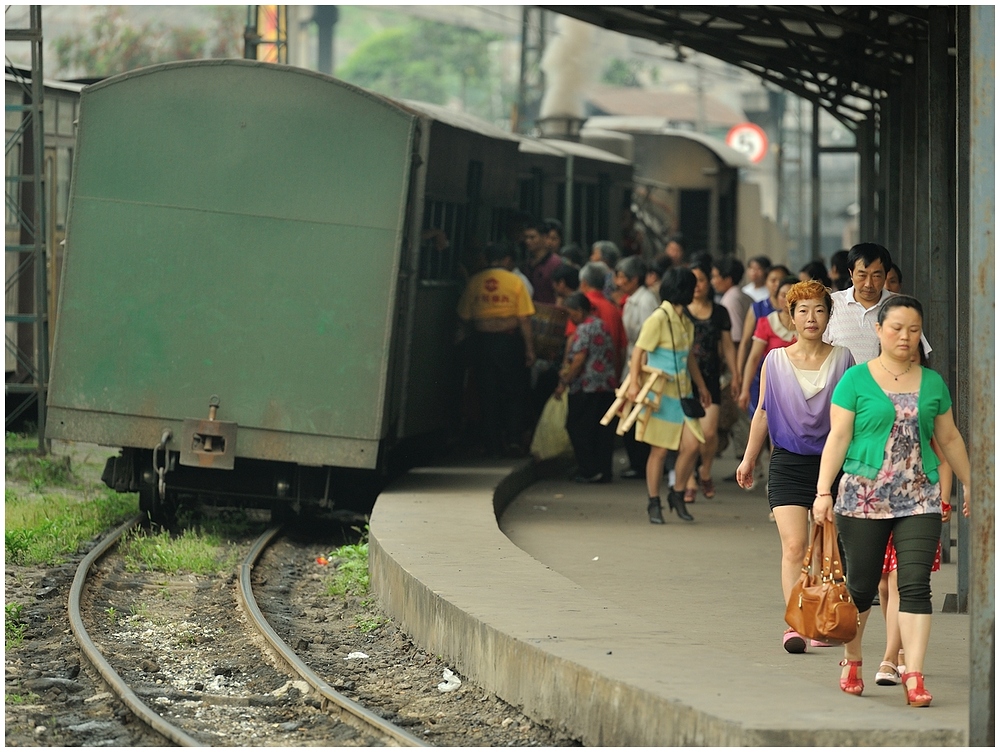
[555,292,619,484]
[736,280,854,653]
[814,295,972,706]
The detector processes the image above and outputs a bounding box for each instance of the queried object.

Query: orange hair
[785,280,833,315]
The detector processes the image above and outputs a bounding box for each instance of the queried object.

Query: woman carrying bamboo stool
[627,268,712,523]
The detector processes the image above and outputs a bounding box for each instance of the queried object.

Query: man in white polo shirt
[823,242,931,363]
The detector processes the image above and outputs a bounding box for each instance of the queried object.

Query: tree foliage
[601,57,660,88]
[338,20,502,114]
[53,6,244,78]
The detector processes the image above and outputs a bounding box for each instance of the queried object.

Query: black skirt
[767,446,827,510]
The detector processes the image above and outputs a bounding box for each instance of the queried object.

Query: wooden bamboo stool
[600,365,666,441]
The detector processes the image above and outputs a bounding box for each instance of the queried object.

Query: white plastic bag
[529,392,572,460]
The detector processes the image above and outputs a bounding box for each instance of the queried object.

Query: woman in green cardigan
[814,296,972,707]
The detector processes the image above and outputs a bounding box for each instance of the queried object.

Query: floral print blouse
[836,390,942,519]
[566,317,619,394]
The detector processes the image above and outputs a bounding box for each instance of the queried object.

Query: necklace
[878,356,912,381]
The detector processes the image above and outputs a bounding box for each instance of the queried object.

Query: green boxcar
[46,60,520,514]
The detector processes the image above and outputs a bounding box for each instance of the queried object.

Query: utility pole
[514,7,546,134]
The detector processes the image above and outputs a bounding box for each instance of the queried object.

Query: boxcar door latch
[179,395,238,470]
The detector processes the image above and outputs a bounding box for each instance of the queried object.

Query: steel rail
[68,515,205,747]
[238,526,428,747]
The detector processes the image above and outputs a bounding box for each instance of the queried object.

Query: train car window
[518,168,545,219]
[596,174,611,242]
[57,97,75,136]
[44,100,57,136]
[420,199,466,283]
[5,91,22,131]
[465,159,483,246]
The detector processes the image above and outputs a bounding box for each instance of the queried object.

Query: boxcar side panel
[47,61,416,468]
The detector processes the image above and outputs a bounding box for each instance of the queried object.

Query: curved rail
[68,515,205,747]
[238,527,428,747]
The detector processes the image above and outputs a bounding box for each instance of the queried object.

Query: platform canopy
[545,6,931,126]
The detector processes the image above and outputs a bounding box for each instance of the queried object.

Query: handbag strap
[799,521,823,575]
[801,520,846,584]
[657,306,689,402]
[820,519,847,584]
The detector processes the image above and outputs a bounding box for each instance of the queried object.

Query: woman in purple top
[736,280,855,654]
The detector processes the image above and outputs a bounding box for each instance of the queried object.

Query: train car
[5,70,82,420]
[46,59,521,522]
[515,133,634,252]
[580,115,787,262]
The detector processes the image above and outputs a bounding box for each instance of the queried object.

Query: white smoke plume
[539,16,599,119]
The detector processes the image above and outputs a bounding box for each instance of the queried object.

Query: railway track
[69,518,427,746]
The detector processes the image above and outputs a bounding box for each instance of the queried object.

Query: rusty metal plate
[178,418,238,470]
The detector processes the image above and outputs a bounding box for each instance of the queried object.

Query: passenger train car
[46,59,528,521]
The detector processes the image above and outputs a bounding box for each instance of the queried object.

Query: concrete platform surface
[368,452,970,746]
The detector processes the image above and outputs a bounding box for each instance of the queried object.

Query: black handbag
[663,308,706,419]
[680,396,706,419]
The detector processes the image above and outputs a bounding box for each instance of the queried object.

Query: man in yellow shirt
[457,242,537,458]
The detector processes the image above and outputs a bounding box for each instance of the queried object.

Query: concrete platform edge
[368,461,967,746]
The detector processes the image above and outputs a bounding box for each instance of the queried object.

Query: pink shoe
[783,629,806,653]
[810,639,833,648]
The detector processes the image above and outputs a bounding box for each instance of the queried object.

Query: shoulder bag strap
[664,307,689,401]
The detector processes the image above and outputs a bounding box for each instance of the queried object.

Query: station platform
[368,450,969,746]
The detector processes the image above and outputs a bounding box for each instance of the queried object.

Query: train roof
[530,137,633,166]
[400,99,520,143]
[5,67,85,95]
[582,116,751,168]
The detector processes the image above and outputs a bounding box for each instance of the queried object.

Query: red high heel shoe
[839,659,864,695]
[901,671,932,707]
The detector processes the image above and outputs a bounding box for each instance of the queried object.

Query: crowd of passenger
[454,222,971,708]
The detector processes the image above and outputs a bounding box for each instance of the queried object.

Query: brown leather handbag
[784,519,859,645]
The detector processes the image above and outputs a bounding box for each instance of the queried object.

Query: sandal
[782,628,806,654]
[684,486,697,503]
[875,661,900,685]
[839,659,864,696]
[901,671,932,707]
[698,475,716,498]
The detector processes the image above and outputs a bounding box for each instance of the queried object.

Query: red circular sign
[726,123,769,164]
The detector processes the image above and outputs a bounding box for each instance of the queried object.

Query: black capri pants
[835,513,942,615]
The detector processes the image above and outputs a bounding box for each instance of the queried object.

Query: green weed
[4,431,39,452]
[353,613,385,632]
[104,606,118,623]
[4,490,137,566]
[325,539,370,597]
[5,692,41,705]
[6,452,74,489]
[5,602,27,649]
[119,527,240,576]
